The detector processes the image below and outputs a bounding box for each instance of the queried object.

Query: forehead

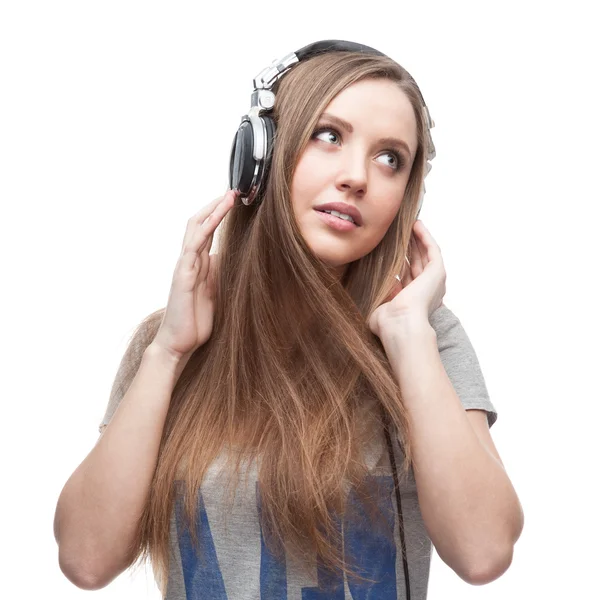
[321,78,418,153]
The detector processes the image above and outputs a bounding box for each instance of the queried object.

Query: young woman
[54,40,524,599]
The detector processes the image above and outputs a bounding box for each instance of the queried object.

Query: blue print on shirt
[344,476,397,599]
[300,511,345,600]
[256,484,287,600]
[301,476,397,599]
[175,485,228,600]
[174,476,398,599]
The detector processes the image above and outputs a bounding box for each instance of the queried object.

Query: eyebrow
[320,112,413,159]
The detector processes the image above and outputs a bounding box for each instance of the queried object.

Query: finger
[409,230,425,276]
[181,222,218,283]
[198,230,218,282]
[191,229,215,281]
[181,202,218,253]
[181,190,235,252]
[415,220,442,263]
[185,191,235,262]
[181,190,235,255]
[411,224,433,273]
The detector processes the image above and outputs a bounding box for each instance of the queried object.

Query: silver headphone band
[253,52,300,91]
[251,47,436,164]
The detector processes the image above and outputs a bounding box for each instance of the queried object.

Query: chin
[301,233,355,274]
[311,250,346,269]
[314,254,351,278]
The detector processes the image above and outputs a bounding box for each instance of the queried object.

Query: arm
[380,316,524,585]
[53,343,189,590]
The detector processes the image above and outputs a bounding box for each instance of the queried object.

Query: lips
[313,202,363,226]
[314,209,359,231]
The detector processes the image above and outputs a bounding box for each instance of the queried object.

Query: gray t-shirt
[99,304,497,599]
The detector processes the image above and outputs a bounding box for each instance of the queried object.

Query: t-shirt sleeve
[429,304,498,428]
[98,319,157,434]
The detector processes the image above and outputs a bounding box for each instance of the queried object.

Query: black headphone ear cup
[229,119,256,195]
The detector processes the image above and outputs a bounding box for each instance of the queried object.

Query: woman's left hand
[368,220,446,339]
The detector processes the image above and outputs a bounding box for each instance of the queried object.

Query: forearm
[54,343,188,589]
[381,318,521,583]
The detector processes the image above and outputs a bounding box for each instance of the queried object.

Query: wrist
[145,342,192,375]
[379,314,436,348]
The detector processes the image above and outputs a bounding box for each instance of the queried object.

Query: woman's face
[291,78,419,279]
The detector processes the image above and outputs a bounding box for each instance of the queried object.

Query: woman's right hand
[153,189,237,360]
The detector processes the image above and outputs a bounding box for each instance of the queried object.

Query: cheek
[376,192,404,226]
[366,199,403,243]
[291,152,323,208]
[293,151,318,184]
[383,204,402,229]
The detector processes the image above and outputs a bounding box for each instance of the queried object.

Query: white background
[1,0,598,598]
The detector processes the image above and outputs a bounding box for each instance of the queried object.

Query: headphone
[229,41,433,597]
[228,39,436,223]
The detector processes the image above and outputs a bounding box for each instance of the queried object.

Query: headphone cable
[382,407,411,600]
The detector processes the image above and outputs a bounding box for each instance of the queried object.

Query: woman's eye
[313,128,340,145]
[312,128,404,171]
[376,152,402,170]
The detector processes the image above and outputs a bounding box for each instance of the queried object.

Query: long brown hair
[122,50,431,594]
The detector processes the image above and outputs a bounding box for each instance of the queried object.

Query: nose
[334,149,367,196]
